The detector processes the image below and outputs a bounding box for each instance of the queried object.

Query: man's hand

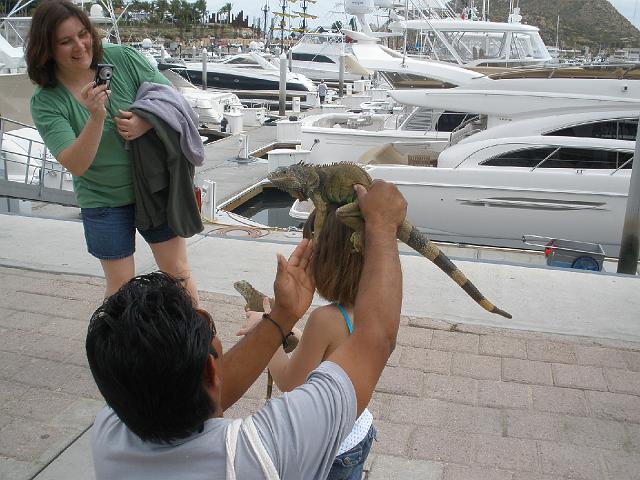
[236,297,271,336]
[355,180,407,234]
[271,238,314,328]
[114,110,152,141]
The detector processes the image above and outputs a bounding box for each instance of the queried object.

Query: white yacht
[344,0,552,67]
[291,134,633,257]
[288,32,372,82]
[176,52,316,98]
[388,17,552,67]
[299,53,640,165]
[364,136,633,257]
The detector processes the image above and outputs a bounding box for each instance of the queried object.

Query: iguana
[233,280,300,400]
[268,162,512,319]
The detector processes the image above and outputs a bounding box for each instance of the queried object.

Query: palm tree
[218,2,232,24]
[156,0,169,23]
[194,0,207,24]
[169,0,181,24]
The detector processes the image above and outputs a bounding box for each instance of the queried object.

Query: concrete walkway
[1,215,640,479]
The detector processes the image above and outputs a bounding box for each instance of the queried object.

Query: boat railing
[611,155,634,175]
[485,63,640,80]
[405,0,456,20]
[447,114,486,146]
[0,116,76,206]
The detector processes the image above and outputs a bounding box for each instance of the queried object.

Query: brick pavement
[1,266,640,480]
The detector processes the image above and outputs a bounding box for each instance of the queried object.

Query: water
[230,188,305,229]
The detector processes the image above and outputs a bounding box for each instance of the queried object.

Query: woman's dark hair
[303,205,364,307]
[86,272,214,443]
[26,0,103,87]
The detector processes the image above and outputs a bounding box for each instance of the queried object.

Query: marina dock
[3,0,640,477]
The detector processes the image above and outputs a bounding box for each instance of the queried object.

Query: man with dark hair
[86,180,407,479]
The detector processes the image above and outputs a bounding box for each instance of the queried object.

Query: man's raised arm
[220,239,315,409]
[327,180,407,415]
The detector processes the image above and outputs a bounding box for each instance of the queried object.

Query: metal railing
[0,116,77,206]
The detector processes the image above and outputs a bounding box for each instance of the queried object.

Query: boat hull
[178,68,311,92]
[366,165,629,257]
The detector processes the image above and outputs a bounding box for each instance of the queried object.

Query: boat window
[509,32,548,60]
[435,112,477,132]
[291,53,335,64]
[226,57,260,65]
[378,70,456,89]
[421,30,512,62]
[483,146,633,169]
[545,119,638,141]
[481,147,556,167]
[541,148,633,169]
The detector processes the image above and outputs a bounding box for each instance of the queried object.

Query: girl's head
[26,0,103,87]
[303,205,364,307]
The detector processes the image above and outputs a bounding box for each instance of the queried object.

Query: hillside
[484,0,640,50]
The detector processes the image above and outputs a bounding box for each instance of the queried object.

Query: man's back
[92,362,356,480]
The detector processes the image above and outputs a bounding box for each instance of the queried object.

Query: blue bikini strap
[335,303,353,335]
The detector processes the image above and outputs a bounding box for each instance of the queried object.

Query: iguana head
[267,163,320,201]
[232,280,251,295]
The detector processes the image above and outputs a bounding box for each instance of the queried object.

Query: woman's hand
[114,110,152,141]
[236,297,271,336]
[80,82,109,120]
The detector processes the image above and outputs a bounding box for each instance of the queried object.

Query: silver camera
[94,64,114,88]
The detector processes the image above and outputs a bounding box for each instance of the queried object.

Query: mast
[301,0,307,33]
[280,0,286,51]
[262,1,269,44]
[401,0,408,66]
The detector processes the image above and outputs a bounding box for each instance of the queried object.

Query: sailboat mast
[402,0,408,66]
[262,1,269,44]
[280,0,286,51]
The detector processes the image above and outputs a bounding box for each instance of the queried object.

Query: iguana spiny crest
[268,162,512,319]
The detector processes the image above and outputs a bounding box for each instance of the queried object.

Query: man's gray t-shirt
[92,361,356,480]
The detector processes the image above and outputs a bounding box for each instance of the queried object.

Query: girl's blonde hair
[303,205,364,307]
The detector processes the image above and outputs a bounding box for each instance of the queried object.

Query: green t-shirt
[30,44,172,208]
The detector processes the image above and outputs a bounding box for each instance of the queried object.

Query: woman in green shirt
[27,0,199,302]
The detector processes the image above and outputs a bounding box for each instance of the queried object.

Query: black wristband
[262,313,294,349]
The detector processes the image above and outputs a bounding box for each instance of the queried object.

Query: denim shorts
[327,424,376,480]
[81,204,176,260]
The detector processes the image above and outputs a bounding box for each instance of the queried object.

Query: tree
[218,2,232,24]
[169,0,181,22]
[194,0,207,24]
[156,0,169,23]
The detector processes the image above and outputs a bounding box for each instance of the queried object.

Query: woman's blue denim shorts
[81,204,176,260]
[327,424,376,480]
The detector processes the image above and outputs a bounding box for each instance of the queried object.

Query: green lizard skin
[268,162,512,319]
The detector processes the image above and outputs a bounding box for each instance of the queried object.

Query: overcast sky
[206,0,640,32]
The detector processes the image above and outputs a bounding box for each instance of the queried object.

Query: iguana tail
[398,221,512,319]
[267,370,274,401]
